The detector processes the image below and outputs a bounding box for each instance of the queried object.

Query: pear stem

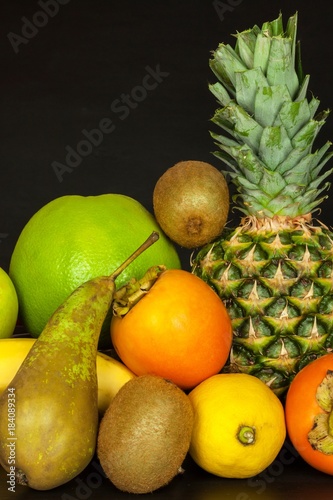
[110,231,160,281]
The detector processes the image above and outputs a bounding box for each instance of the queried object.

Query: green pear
[0,231,159,490]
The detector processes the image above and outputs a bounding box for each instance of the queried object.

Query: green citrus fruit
[0,267,18,338]
[9,194,181,347]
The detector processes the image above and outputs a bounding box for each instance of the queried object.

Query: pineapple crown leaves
[209,11,333,218]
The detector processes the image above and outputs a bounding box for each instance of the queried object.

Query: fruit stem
[16,469,28,486]
[113,265,165,317]
[308,370,333,454]
[110,231,159,281]
[237,426,255,445]
[315,370,333,413]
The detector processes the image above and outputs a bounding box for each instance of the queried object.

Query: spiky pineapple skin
[192,216,333,395]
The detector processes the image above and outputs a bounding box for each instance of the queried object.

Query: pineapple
[192,12,333,395]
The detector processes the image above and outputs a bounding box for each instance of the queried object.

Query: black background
[1,0,333,272]
[2,1,333,498]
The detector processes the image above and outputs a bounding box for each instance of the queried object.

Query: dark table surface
[1,445,333,500]
[2,0,333,498]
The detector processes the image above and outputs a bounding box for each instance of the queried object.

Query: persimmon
[110,267,232,390]
[285,353,333,475]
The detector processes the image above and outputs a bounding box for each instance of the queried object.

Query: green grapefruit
[9,194,180,347]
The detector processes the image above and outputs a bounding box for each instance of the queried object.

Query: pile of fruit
[1,10,333,494]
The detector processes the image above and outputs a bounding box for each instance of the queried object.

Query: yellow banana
[95,349,136,413]
[0,337,135,414]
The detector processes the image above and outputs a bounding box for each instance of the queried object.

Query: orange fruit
[9,194,180,346]
[0,267,18,338]
[188,373,286,478]
[110,269,232,390]
[285,354,333,475]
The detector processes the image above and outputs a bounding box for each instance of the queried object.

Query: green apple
[0,267,18,338]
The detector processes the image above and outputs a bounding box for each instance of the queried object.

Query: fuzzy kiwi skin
[97,375,194,494]
[153,160,229,249]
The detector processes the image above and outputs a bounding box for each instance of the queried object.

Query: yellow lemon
[188,373,286,479]
[0,267,18,338]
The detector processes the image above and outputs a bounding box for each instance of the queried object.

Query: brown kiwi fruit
[153,160,229,248]
[97,374,194,494]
